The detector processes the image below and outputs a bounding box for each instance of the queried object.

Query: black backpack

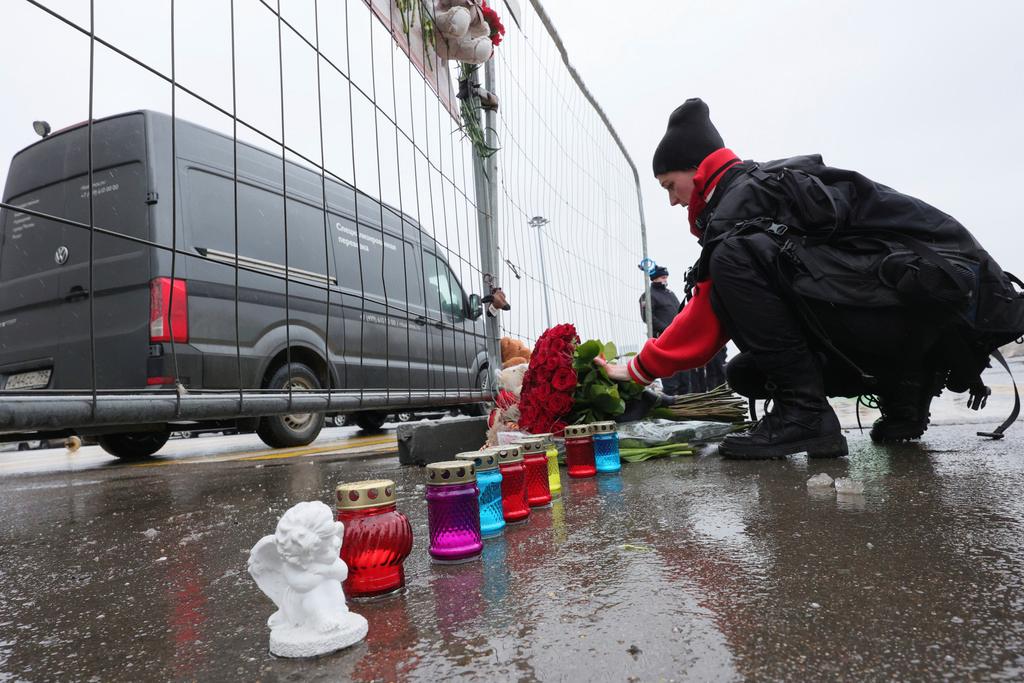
[735,156,1024,437]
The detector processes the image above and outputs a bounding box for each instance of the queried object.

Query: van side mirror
[467,294,483,320]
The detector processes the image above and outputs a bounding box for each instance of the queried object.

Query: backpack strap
[976,349,1020,440]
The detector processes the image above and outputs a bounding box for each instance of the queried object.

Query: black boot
[869,371,944,443]
[720,356,848,460]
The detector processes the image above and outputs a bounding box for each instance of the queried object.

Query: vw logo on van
[54,246,69,265]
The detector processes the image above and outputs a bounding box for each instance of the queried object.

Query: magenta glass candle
[425,461,483,563]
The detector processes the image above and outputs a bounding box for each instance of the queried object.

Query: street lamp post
[529,216,553,329]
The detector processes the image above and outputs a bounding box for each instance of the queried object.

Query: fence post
[472,60,503,393]
[636,177,654,341]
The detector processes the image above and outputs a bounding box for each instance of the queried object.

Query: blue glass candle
[591,421,621,473]
[455,451,505,538]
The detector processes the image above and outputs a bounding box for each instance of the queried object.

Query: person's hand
[595,356,633,383]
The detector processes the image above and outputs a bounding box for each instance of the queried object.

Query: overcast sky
[542,0,1024,290]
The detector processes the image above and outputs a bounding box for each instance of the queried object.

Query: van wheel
[462,368,492,417]
[98,431,170,460]
[257,362,325,449]
[352,411,388,433]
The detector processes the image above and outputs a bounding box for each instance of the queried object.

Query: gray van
[0,111,488,459]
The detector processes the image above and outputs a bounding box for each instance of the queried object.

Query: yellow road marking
[131,435,398,468]
[238,438,397,462]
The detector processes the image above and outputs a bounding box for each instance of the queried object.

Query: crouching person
[603,98,1024,460]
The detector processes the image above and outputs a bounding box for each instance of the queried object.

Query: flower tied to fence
[480,1,506,46]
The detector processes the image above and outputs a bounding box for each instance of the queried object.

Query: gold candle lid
[426,460,476,485]
[534,433,557,449]
[564,424,592,438]
[489,444,523,464]
[455,450,498,471]
[336,479,396,510]
[513,437,547,456]
[591,421,617,434]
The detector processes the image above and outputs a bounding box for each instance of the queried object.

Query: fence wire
[491,1,646,354]
[0,0,645,435]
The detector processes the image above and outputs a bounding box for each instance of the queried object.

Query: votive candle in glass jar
[591,421,622,473]
[564,424,597,478]
[491,444,530,523]
[425,461,483,563]
[517,439,553,507]
[455,451,505,538]
[336,479,413,598]
[524,432,562,497]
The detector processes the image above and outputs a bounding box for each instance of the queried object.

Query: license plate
[6,369,51,390]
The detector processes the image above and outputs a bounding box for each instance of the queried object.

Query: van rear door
[0,113,152,391]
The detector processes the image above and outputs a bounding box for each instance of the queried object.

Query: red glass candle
[519,440,553,507]
[564,424,597,478]
[336,479,413,598]
[491,444,530,523]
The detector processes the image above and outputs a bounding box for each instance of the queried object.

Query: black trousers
[660,349,727,396]
[707,233,944,398]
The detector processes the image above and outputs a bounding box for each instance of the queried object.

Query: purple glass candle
[425,461,483,563]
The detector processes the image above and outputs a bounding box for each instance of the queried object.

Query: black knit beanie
[650,265,669,280]
[652,98,724,176]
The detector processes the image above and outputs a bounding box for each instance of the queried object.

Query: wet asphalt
[2,424,1024,682]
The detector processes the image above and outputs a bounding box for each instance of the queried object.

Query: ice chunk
[834,478,865,495]
[806,473,834,489]
[142,528,159,540]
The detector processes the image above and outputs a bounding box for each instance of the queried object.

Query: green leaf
[594,390,624,414]
[601,341,618,362]
[575,339,602,363]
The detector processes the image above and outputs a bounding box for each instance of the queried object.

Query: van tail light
[150,277,188,343]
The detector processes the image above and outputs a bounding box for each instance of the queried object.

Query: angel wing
[248,534,289,612]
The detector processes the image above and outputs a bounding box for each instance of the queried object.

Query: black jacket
[691,155,1024,353]
[640,282,681,337]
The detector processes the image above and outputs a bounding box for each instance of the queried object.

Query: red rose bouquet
[518,326,644,433]
[517,323,579,434]
[518,324,747,436]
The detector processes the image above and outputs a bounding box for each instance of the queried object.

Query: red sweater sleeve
[626,280,729,385]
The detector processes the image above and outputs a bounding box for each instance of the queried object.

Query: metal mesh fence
[0,0,646,437]
[490,1,647,353]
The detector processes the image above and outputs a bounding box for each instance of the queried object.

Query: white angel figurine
[248,501,368,658]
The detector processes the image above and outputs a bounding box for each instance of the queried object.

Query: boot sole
[869,425,928,443]
[720,433,849,460]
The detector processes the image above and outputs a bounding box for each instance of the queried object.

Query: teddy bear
[500,336,531,367]
[433,0,494,64]
[485,360,529,445]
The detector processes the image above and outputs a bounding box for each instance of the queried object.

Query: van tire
[352,411,388,433]
[256,362,325,449]
[462,368,492,417]
[98,431,170,460]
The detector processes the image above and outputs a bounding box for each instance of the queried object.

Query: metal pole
[470,61,502,391]
[638,183,654,340]
[529,216,553,328]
